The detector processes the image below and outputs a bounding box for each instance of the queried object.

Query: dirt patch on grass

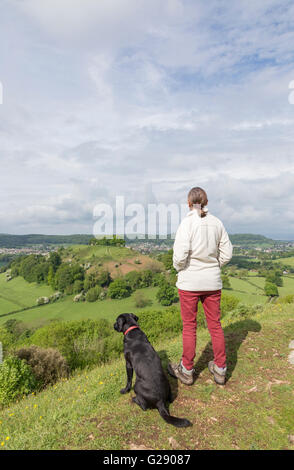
[104,255,163,277]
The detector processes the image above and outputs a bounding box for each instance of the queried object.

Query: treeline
[229,256,261,269]
[0,234,92,248]
[88,235,125,246]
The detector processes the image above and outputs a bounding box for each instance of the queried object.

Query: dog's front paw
[120,387,130,394]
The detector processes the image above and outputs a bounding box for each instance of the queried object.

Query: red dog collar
[124,326,139,336]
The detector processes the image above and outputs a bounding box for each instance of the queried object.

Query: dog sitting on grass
[114,313,192,428]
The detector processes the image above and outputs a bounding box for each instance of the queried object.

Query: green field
[0,274,54,316]
[226,277,267,305]
[0,284,166,328]
[274,256,294,267]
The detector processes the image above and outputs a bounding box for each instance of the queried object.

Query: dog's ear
[130,314,139,322]
[114,316,126,332]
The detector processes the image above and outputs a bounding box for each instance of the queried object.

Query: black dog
[114,313,192,428]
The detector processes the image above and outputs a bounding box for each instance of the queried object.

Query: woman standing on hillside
[168,187,233,385]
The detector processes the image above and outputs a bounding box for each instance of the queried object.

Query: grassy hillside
[0,274,54,315]
[64,244,160,278]
[0,303,293,450]
[0,243,165,325]
[229,233,278,247]
[0,285,165,328]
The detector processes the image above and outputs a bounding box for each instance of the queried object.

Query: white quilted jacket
[173,209,233,291]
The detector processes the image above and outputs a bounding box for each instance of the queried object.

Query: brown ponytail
[187,187,208,218]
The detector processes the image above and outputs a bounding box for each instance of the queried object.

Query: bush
[276,294,294,304]
[220,293,240,316]
[54,263,84,292]
[0,356,37,406]
[86,286,102,302]
[3,319,28,340]
[152,272,166,286]
[140,270,153,287]
[108,279,132,299]
[134,291,152,308]
[145,259,163,273]
[0,327,14,352]
[138,307,182,343]
[36,296,50,305]
[124,271,142,290]
[156,281,178,306]
[265,282,279,297]
[15,346,69,389]
[73,280,84,294]
[84,270,112,290]
[221,274,231,289]
[26,319,115,370]
[229,303,263,320]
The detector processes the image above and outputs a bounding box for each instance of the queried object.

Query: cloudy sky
[0,0,294,238]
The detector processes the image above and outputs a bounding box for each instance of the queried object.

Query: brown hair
[187,187,208,218]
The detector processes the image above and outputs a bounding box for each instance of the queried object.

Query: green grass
[0,286,166,328]
[226,274,294,305]
[245,275,294,297]
[0,274,54,315]
[0,303,294,450]
[68,244,135,262]
[274,256,294,267]
[225,277,267,305]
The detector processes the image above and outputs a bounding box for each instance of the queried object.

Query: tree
[84,269,112,290]
[156,281,178,306]
[86,286,102,302]
[54,264,84,292]
[265,271,283,287]
[49,252,62,272]
[108,279,132,299]
[124,271,142,290]
[140,270,153,287]
[158,249,176,274]
[264,282,278,298]
[47,265,55,289]
[73,280,84,294]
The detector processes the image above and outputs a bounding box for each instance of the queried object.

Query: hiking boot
[167,362,194,385]
[208,361,226,385]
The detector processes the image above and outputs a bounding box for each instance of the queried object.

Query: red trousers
[178,288,226,370]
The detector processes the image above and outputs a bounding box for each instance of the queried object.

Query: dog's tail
[157,401,192,428]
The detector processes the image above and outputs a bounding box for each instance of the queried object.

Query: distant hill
[0,232,289,249]
[0,234,93,248]
[229,233,278,247]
